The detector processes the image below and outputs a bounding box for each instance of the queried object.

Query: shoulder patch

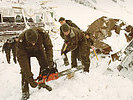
[70,29,75,38]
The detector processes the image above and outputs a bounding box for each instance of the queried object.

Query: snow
[0,0,133,100]
[103,30,128,53]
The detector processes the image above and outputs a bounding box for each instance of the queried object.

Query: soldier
[84,31,94,55]
[16,27,54,100]
[61,23,90,72]
[11,36,19,64]
[59,17,80,38]
[2,39,12,64]
[59,17,80,67]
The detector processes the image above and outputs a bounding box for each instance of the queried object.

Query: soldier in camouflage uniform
[11,36,19,64]
[59,17,80,67]
[2,39,12,64]
[16,27,54,100]
[61,23,90,72]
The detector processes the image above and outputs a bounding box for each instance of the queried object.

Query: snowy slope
[0,0,133,100]
[46,0,133,31]
[94,0,133,25]
[71,0,133,25]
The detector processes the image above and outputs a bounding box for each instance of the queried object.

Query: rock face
[86,16,133,54]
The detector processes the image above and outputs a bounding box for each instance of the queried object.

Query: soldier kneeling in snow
[61,23,90,72]
[16,27,54,100]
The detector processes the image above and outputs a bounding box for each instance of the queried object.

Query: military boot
[38,83,52,91]
[83,64,90,73]
[13,57,17,64]
[21,74,30,100]
[71,60,77,68]
[21,92,30,100]
[64,59,69,66]
[63,55,69,66]
[7,60,10,64]
[84,68,89,73]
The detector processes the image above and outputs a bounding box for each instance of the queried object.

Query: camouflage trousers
[20,51,48,93]
[12,49,17,64]
[61,43,80,67]
[72,40,90,72]
[5,50,11,64]
[63,54,69,66]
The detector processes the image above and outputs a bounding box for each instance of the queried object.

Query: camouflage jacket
[62,27,86,52]
[16,27,53,78]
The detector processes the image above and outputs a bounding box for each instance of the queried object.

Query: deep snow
[0,0,133,100]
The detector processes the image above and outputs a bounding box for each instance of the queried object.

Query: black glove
[49,67,58,74]
[61,50,68,55]
[40,64,58,78]
[40,68,50,76]
[61,42,69,55]
[28,77,37,88]
[40,67,57,77]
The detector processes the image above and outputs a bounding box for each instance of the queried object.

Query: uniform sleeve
[66,37,78,52]
[42,32,53,67]
[60,27,65,39]
[64,29,79,52]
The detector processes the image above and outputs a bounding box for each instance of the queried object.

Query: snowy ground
[0,0,133,100]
